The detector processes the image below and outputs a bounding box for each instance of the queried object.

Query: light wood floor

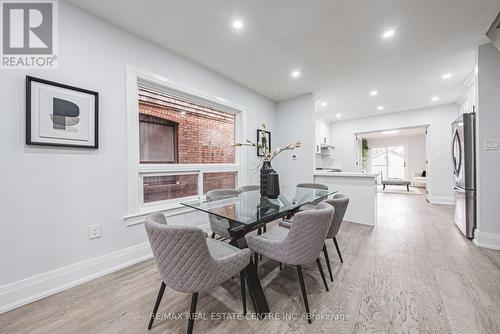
[2,193,500,334]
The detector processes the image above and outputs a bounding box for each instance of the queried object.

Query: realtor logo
[1,0,58,68]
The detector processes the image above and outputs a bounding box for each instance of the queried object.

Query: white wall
[330,104,459,203]
[475,43,500,249]
[0,2,276,312]
[274,94,315,186]
[366,135,426,181]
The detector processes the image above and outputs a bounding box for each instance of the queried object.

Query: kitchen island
[314,171,378,226]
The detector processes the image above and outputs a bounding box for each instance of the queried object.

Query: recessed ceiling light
[431,96,440,102]
[441,73,452,80]
[336,113,342,118]
[377,105,384,111]
[370,90,378,96]
[383,130,400,135]
[320,101,327,107]
[382,30,395,39]
[232,20,244,29]
[291,70,301,78]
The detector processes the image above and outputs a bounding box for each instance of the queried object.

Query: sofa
[412,171,427,188]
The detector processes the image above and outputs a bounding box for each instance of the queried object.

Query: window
[143,174,198,203]
[370,146,406,183]
[203,172,237,194]
[138,87,235,164]
[126,73,242,218]
[139,114,178,163]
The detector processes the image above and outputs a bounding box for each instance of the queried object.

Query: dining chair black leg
[333,237,343,263]
[187,293,198,334]
[279,262,282,271]
[148,282,166,330]
[254,252,259,269]
[315,258,329,292]
[296,265,312,324]
[322,244,334,282]
[240,271,247,315]
[211,232,215,239]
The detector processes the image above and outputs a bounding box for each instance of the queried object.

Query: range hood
[487,12,500,52]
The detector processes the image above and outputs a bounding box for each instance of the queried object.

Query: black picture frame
[26,75,99,149]
[256,129,271,156]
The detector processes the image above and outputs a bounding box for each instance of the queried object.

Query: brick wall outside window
[139,89,236,201]
[203,172,237,194]
[139,89,235,164]
[143,174,198,203]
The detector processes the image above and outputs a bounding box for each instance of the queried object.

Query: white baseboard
[474,230,500,251]
[0,242,153,315]
[344,219,375,227]
[427,196,454,205]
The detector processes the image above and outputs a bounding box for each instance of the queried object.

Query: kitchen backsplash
[315,154,335,168]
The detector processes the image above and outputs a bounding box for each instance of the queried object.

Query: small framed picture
[256,129,271,156]
[26,76,99,148]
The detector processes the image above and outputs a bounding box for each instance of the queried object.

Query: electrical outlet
[89,224,101,240]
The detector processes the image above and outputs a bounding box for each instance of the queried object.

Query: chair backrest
[323,194,349,238]
[297,183,329,205]
[146,212,167,225]
[205,189,240,237]
[297,183,328,190]
[281,202,334,265]
[206,189,240,201]
[145,214,217,293]
[238,185,260,193]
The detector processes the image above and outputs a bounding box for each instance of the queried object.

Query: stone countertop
[313,171,379,178]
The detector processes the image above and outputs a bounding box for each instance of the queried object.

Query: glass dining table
[181,185,337,318]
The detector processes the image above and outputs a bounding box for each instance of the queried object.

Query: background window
[134,85,239,208]
[139,114,178,163]
[143,174,198,203]
[370,146,406,183]
[203,172,237,194]
[138,88,235,164]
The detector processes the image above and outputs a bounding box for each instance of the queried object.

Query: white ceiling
[67,0,500,121]
[361,126,426,139]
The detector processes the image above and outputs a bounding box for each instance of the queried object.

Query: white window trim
[124,65,247,226]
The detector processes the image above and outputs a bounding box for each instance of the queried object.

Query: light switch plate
[484,139,500,151]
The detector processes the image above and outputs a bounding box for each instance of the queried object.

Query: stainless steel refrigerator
[451,112,476,239]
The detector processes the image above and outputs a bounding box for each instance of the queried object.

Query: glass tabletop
[181,186,336,234]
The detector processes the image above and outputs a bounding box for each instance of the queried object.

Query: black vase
[267,172,280,199]
[260,160,274,196]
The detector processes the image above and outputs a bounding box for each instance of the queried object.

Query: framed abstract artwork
[256,129,271,156]
[26,76,99,148]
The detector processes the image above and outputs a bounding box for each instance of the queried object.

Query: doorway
[356,125,429,197]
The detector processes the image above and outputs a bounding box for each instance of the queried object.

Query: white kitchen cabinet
[315,117,331,150]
